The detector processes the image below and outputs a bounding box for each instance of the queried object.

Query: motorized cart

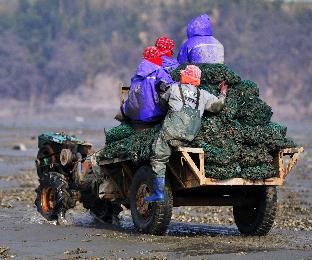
[34,86,304,236]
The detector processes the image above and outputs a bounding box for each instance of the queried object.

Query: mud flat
[0,119,311,259]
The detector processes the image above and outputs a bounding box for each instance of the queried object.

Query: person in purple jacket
[177,14,224,64]
[122,46,174,124]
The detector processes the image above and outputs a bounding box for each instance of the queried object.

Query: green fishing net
[235,80,259,98]
[99,126,160,162]
[197,140,242,165]
[98,64,297,180]
[239,145,273,167]
[194,116,242,144]
[205,163,241,180]
[106,123,136,144]
[237,98,273,126]
[240,164,277,179]
[241,122,296,151]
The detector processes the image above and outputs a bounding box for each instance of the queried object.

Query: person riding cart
[122,46,176,124]
[145,65,228,202]
[177,14,224,64]
[155,36,179,77]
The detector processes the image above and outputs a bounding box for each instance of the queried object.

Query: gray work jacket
[161,83,225,117]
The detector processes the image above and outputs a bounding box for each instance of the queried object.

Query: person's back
[123,59,165,123]
[177,14,224,64]
[166,83,225,116]
[122,46,172,123]
[145,65,227,202]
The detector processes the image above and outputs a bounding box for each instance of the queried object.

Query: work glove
[157,81,170,93]
[114,107,129,123]
[219,81,228,96]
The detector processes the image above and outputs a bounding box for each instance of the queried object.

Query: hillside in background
[0,0,311,121]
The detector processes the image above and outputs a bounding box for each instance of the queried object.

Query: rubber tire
[130,166,173,235]
[81,191,122,224]
[35,172,76,221]
[233,186,277,236]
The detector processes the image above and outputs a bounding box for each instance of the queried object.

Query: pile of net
[99,64,297,180]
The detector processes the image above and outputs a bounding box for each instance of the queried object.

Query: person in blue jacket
[122,46,174,124]
[177,14,224,64]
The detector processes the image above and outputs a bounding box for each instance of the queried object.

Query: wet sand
[0,119,311,259]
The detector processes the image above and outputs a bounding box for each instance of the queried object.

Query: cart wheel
[81,191,122,224]
[35,172,76,222]
[233,186,277,236]
[130,166,173,235]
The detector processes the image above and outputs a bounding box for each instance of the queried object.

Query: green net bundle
[239,145,273,167]
[241,122,296,151]
[240,164,277,180]
[205,163,241,180]
[237,98,273,126]
[235,80,259,98]
[100,126,160,162]
[196,139,242,165]
[218,91,240,120]
[98,64,297,180]
[193,116,243,144]
[106,123,136,144]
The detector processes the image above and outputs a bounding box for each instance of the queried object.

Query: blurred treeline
[0,0,311,118]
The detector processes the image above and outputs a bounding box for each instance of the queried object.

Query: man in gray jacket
[145,65,228,202]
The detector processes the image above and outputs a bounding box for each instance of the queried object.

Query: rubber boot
[144,177,165,202]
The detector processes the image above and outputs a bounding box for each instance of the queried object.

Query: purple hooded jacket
[122,59,174,123]
[177,14,224,64]
[162,56,179,74]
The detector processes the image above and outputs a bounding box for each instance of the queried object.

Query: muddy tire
[81,191,122,224]
[233,186,277,236]
[35,172,75,221]
[130,166,173,235]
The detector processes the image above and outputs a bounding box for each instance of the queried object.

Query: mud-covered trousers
[150,106,201,177]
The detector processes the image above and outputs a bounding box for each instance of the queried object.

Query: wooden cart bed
[98,146,304,188]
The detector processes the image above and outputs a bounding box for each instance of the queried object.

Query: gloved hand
[114,109,129,123]
[219,81,228,96]
[157,81,170,93]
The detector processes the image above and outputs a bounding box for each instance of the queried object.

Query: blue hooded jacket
[122,59,174,123]
[177,14,224,64]
[162,56,179,74]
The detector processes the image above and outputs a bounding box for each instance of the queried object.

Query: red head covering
[180,65,201,86]
[143,46,162,66]
[155,36,175,57]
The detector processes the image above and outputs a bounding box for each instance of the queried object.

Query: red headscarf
[180,65,201,86]
[155,36,175,57]
[143,46,162,66]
